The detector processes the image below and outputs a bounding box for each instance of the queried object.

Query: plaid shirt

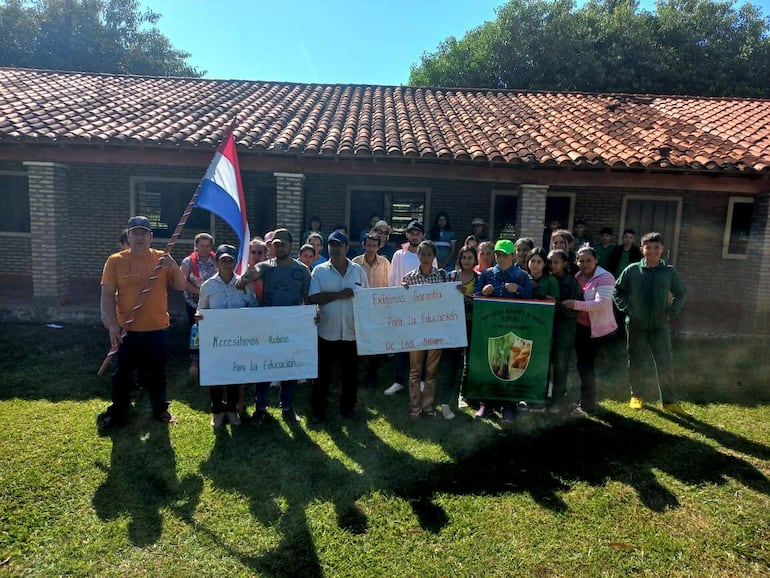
[402,266,447,286]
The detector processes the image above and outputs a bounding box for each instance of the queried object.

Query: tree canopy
[0,0,202,77]
[409,0,770,97]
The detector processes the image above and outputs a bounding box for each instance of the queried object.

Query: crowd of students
[100,214,689,432]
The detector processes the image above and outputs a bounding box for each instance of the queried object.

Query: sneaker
[340,409,355,420]
[420,381,425,392]
[211,412,225,427]
[384,382,404,395]
[96,410,125,430]
[571,405,591,418]
[501,407,515,423]
[249,408,267,426]
[270,381,281,388]
[225,411,241,426]
[629,396,644,410]
[663,403,691,417]
[475,404,493,419]
[517,401,529,412]
[156,411,177,424]
[457,396,468,409]
[409,409,422,420]
[282,408,301,423]
[309,413,325,425]
[440,404,456,420]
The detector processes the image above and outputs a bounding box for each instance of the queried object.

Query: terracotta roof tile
[1,67,769,172]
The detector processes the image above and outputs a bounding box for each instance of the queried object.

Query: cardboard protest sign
[466,298,554,403]
[353,283,467,355]
[198,306,317,386]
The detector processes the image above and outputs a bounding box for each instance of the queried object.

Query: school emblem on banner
[487,332,532,381]
[467,298,555,404]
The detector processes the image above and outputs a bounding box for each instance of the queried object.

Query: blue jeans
[110,329,169,417]
[254,380,296,411]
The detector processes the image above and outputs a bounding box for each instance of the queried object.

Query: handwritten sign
[353,282,467,355]
[198,306,318,386]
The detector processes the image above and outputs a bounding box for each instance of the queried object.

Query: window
[0,173,30,233]
[348,187,430,244]
[722,197,754,259]
[132,178,212,239]
[490,191,518,240]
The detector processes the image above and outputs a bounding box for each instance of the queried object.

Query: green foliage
[409,0,770,97]
[0,0,203,77]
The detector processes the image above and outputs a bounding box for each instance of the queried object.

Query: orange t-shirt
[101,249,172,331]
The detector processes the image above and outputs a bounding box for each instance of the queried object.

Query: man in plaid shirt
[401,240,448,419]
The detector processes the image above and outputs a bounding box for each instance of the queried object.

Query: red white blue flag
[195,127,251,274]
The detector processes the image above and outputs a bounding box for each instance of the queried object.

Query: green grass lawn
[1,323,768,577]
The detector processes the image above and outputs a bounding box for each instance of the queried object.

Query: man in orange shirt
[97,216,186,430]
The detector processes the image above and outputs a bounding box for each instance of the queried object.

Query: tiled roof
[1,67,769,172]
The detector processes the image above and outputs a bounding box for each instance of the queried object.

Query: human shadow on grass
[647,406,770,461]
[92,419,203,547]
[373,400,769,516]
[197,414,369,578]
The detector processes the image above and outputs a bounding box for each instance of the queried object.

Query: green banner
[466,298,555,404]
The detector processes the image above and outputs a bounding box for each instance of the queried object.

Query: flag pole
[97,120,239,375]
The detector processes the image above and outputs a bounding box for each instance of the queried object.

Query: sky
[142,0,770,86]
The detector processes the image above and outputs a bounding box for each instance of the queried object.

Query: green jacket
[531,273,559,301]
[613,259,686,329]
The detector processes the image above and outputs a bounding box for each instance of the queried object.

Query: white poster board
[353,282,467,355]
[198,306,318,386]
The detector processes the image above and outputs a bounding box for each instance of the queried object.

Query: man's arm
[100,284,122,349]
[160,254,187,291]
[667,268,687,318]
[235,263,264,289]
[613,270,631,314]
[307,288,354,306]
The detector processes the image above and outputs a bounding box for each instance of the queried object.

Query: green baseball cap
[493,239,515,255]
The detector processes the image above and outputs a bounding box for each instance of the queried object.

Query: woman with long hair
[561,245,617,415]
[430,211,457,270]
[440,245,479,418]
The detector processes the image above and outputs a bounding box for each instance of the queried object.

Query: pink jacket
[573,266,618,338]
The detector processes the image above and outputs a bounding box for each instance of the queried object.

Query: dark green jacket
[555,273,581,321]
[613,259,686,329]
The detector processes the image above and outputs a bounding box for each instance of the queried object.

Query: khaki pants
[409,349,442,413]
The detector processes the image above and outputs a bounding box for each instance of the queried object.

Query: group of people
[97,213,689,433]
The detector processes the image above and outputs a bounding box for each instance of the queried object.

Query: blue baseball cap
[327,230,348,245]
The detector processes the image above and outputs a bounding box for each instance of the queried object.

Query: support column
[518,184,548,241]
[746,193,770,332]
[273,172,304,249]
[24,161,70,306]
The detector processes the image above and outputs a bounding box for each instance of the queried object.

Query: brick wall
[568,186,753,332]
[518,185,548,240]
[273,172,304,244]
[1,153,766,333]
[25,161,69,304]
